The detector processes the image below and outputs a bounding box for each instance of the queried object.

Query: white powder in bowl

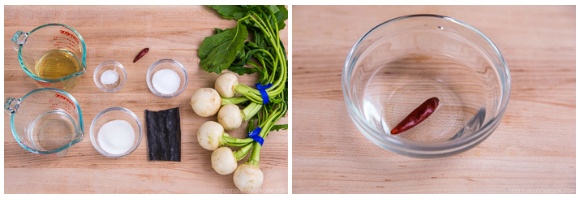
[100,70,119,85]
[97,119,135,155]
[152,69,181,95]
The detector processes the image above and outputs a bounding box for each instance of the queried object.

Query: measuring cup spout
[11,31,28,51]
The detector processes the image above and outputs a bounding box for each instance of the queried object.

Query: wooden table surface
[292,6,575,193]
[3,5,288,194]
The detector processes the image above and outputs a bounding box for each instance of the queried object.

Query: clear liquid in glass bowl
[361,52,498,144]
[343,15,510,157]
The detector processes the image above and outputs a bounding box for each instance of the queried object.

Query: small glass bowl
[90,107,142,158]
[342,14,511,158]
[146,59,188,98]
[93,61,127,93]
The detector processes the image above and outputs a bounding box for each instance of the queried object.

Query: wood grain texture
[4,5,288,194]
[292,6,575,193]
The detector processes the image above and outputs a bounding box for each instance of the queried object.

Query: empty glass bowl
[146,59,188,98]
[342,14,511,158]
[90,107,142,158]
[93,60,127,92]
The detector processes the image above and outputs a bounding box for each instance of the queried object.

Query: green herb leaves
[199,5,288,76]
[198,24,248,74]
[207,5,247,20]
[208,5,287,31]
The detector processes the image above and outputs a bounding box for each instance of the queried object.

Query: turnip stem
[222,133,254,147]
[247,102,287,166]
[221,96,249,105]
[242,102,262,121]
[234,143,254,161]
[248,142,262,166]
[234,83,263,103]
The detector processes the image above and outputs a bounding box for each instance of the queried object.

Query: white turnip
[215,72,238,98]
[197,121,254,151]
[217,104,243,131]
[213,72,270,104]
[197,121,224,151]
[233,163,264,194]
[211,147,237,175]
[211,143,253,175]
[217,102,263,131]
[190,88,221,117]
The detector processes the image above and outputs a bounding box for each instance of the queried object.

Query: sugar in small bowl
[146,59,188,98]
[90,107,142,158]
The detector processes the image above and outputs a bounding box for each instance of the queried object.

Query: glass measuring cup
[11,23,87,91]
[5,88,84,157]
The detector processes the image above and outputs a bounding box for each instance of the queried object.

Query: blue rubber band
[255,83,273,105]
[248,127,264,146]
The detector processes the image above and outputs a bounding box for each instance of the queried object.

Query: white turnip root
[190,88,221,117]
[218,102,262,131]
[217,104,243,130]
[215,72,238,98]
[197,121,225,151]
[211,147,237,175]
[233,163,264,194]
[214,72,264,104]
[197,121,254,151]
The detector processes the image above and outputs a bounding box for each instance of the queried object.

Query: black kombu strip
[145,107,181,161]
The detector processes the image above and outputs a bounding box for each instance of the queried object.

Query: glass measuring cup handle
[4,97,21,114]
[11,31,29,51]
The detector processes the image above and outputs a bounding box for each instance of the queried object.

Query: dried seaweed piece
[145,107,181,161]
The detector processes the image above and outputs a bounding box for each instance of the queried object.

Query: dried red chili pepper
[133,48,149,63]
[390,97,439,135]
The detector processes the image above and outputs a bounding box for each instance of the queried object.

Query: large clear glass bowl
[342,14,511,158]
